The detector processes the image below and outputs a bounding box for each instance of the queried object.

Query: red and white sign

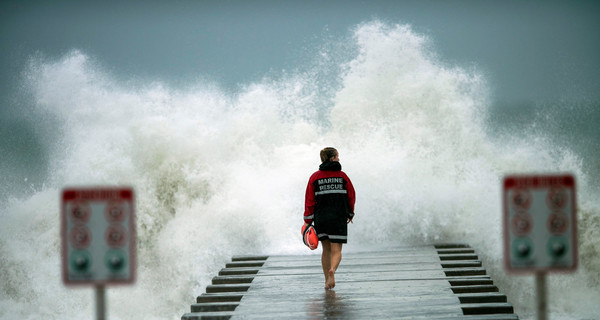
[503,174,577,273]
[61,187,136,285]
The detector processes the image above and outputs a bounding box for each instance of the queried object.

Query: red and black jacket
[304,161,355,225]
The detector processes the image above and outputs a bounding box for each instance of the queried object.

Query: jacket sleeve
[304,176,316,225]
[345,174,356,220]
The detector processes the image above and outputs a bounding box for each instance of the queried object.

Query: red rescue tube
[301,224,319,250]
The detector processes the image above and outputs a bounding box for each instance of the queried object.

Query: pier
[182,244,518,319]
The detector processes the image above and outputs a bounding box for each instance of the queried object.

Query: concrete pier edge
[181,244,518,319]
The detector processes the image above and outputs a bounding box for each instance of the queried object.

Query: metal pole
[536,272,547,320]
[95,285,106,320]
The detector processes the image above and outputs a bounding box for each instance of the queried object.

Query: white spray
[1,21,598,320]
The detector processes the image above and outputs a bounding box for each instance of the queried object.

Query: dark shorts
[314,210,348,244]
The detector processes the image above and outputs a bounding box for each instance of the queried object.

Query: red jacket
[304,161,355,225]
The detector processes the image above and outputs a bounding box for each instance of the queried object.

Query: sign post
[96,285,106,320]
[535,272,547,320]
[502,174,577,320]
[61,187,136,320]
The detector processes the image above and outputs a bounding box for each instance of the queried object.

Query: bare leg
[321,240,332,289]
[327,243,342,289]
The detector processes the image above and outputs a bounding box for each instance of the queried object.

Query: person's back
[304,147,355,289]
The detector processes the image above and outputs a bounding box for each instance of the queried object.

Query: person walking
[304,147,356,289]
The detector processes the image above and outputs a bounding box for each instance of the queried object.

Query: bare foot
[326,269,335,289]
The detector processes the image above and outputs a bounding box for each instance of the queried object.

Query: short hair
[320,147,338,163]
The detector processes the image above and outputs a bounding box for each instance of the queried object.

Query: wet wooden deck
[182,244,518,319]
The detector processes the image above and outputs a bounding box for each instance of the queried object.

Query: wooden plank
[439,254,479,260]
[461,303,515,315]
[225,261,265,268]
[437,248,476,254]
[211,276,254,284]
[205,284,250,293]
[196,293,243,303]
[451,285,500,294]
[231,255,268,261]
[457,292,507,303]
[218,268,259,276]
[190,302,238,312]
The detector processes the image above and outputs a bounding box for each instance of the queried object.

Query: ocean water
[1,21,599,320]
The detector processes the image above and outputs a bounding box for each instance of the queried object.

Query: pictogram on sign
[511,188,532,211]
[69,224,92,249]
[547,212,568,235]
[70,202,91,223]
[511,211,533,237]
[105,224,127,248]
[105,201,127,222]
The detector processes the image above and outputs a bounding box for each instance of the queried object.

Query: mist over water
[1,21,599,320]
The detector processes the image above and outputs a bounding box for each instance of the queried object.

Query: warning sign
[61,187,136,285]
[502,174,578,273]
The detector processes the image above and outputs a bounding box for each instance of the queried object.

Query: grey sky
[1,0,599,108]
